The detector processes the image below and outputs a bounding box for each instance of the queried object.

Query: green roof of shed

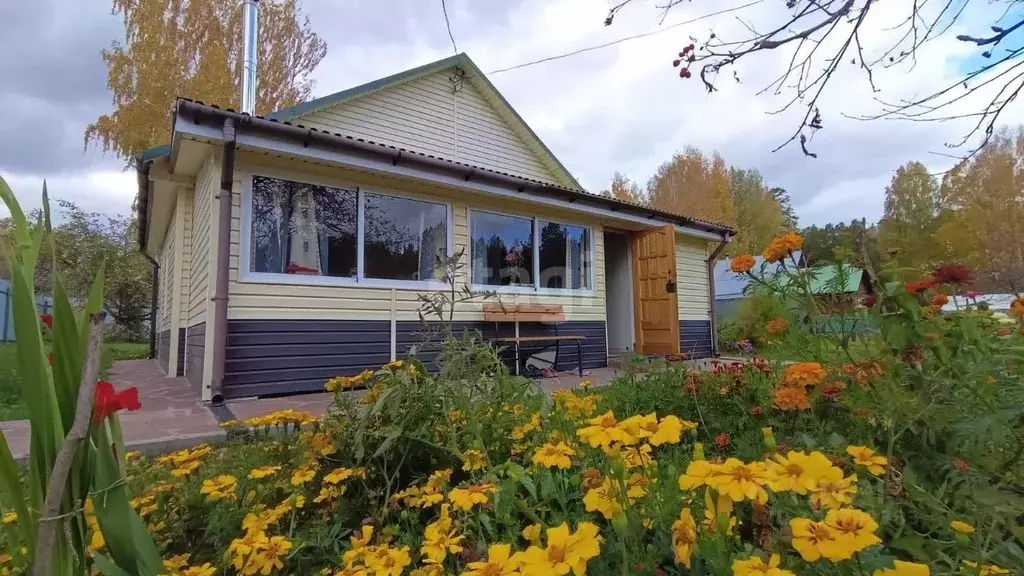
[807,264,865,294]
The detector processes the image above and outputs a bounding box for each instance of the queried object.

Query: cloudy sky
[2,0,1022,226]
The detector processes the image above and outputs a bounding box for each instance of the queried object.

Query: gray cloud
[0,0,122,176]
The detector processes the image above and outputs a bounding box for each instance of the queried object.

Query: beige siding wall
[676,235,711,320]
[156,208,177,332]
[189,156,216,326]
[226,154,605,323]
[178,189,194,326]
[296,70,562,185]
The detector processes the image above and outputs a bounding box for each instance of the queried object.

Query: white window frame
[467,208,597,296]
[239,169,454,291]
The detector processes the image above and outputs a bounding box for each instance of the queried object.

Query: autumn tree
[769,187,799,229]
[647,147,735,225]
[600,171,645,204]
[877,162,940,273]
[86,0,327,161]
[728,167,784,256]
[801,219,880,271]
[940,127,1024,292]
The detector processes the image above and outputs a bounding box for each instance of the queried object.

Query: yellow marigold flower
[1,512,17,524]
[703,488,736,535]
[679,459,718,491]
[324,467,359,485]
[577,411,635,449]
[514,522,601,576]
[846,445,887,476]
[765,450,834,495]
[249,465,282,480]
[872,560,931,576]
[732,553,795,576]
[89,528,105,552]
[363,545,412,576]
[711,458,770,504]
[533,442,576,469]
[789,518,856,562]
[462,449,488,471]
[421,505,464,564]
[171,460,201,477]
[824,508,881,552]
[961,561,1009,575]
[179,563,217,576]
[313,485,346,503]
[620,443,656,469]
[229,529,268,571]
[461,543,522,576]
[249,535,292,574]
[163,553,190,572]
[672,508,697,568]
[0,553,12,564]
[730,253,756,273]
[583,477,623,520]
[200,475,238,502]
[783,362,826,387]
[512,412,541,440]
[242,512,273,534]
[291,467,316,486]
[809,468,858,509]
[409,566,444,576]
[125,450,143,461]
[617,413,658,440]
[522,523,543,546]
[449,483,496,511]
[951,520,975,534]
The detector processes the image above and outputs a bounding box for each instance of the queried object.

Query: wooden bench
[482,304,586,376]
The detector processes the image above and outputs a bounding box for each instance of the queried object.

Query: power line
[479,0,765,77]
[441,0,458,54]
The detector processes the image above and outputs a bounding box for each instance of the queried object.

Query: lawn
[0,341,149,421]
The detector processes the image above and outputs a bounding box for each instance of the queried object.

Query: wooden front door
[632,224,680,355]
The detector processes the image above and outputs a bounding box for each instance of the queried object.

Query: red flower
[953,457,969,471]
[40,313,52,329]
[749,405,763,416]
[905,278,937,294]
[931,264,972,285]
[715,432,730,447]
[93,380,142,423]
[861,295,876,308]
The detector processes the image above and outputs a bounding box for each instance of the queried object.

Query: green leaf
[0,429,35,551]
[889,535,928,560]
[51,277,83,433]
[371,426,403,459]
[91,552,134,576]
[90,423,162,575]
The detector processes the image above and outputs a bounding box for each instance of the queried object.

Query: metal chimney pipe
[240,0,259,115]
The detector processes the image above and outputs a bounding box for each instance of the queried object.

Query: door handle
[665,280,677,293]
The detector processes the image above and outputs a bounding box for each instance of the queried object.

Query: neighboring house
[136,53,734,403]
[713,253,871,319]
[713,252,805,319]
[943,294,1017,313]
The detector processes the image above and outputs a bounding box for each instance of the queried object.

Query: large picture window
[247,174,449,284]
[250,175,358,277]
[470,210,593,292]
[539,221,591,290]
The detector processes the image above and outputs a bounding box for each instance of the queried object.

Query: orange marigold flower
[996,328,1011,337]
[762,231,804,263]
[931,293,950,307]
[773,385,810,410]
[1010,297,1024,319]
[841,362,881,386]
[749,404,763,416]
[730,254,756,273]
[782,362,826,387]
[766,318,789,334]
[905,278,937,294]
[953,457,969,471]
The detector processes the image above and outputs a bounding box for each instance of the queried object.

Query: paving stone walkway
[1,359,677,461]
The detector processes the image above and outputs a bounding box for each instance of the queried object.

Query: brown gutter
[209,118,236,405]
[135,161,159,358]
[174,99,736,237]
[706,234,732,357]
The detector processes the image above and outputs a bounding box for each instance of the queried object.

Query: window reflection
[539,221,591,289]
[470,212,534,286]
[364,193,448,281]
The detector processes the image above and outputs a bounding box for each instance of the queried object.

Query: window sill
[240,271,451,292]
[470,284,597,298]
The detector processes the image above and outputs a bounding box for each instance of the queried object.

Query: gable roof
[267,53,582,190]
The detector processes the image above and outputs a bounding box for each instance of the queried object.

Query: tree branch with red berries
[608,0,1024,161]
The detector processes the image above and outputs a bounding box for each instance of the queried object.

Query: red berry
[681,68,692,78]
[678,51,685,57]
[672,59,681,67]
[688,43,695,50]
